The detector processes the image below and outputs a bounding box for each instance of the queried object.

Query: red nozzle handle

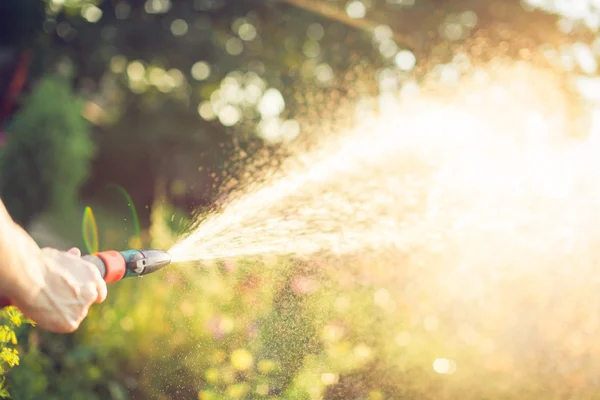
[83,251,126,283]
[0,250,127,308]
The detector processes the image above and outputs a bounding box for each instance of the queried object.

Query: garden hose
[0,249,171,308]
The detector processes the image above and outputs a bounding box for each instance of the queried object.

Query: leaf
[82,206,99,254]
[0,378,9,399]
[107,381,128,400]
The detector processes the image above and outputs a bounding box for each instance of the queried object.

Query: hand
[13,246,108,333]
[0,221,108,333]
[0,209,108,333]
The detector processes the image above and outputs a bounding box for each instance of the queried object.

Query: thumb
[67,247,81,257]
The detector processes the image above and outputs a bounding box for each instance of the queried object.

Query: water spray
[0,249,172,308]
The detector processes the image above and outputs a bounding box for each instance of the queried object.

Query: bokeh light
[218,105,242,127]
[302,40,321,58]
[307,23,325,41]
[226,37,243,55]
[81,4,102,23]
[346,0,366,19]
[191,61,211,81]
[395,49,417,71]
[145,0,171,14]
[433,358,456,375]
[257,88,285,118]
[237,22,257,41]
[170,19,189,36]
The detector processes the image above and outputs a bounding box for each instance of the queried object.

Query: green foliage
[5,330,127,400]
[0,76,95,227]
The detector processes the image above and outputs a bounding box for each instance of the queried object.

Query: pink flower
[291,276,319,295]
[206,315,225,340]
[246,323,259,338]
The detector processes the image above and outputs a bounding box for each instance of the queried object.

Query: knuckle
[57,319,79,333]
[97,288,108,303]
[66,321,79,333]
[81,284,98,303]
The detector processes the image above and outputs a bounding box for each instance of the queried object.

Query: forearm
[0,199,42,300]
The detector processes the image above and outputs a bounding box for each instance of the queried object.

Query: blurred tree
[0,0,583,225]
[0,75,95,227]
[32,0,370,217]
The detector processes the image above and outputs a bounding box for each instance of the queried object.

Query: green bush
[0,75,95,227]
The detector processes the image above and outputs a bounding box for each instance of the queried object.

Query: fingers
[67,247,81,257]
[60,248,107,302]
[54,316,84,334]
[56,303,91,334]
[95,277,108,303]
[17,298,88,334]
[15,247,110,334]
[80,257,108,303]
[55,315,83,334]
[46,248,108,321]
[80,282,99,303]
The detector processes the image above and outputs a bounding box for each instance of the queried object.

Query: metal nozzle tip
[138,249,172,275]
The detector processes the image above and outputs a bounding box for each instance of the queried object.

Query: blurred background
[0,0,598,399]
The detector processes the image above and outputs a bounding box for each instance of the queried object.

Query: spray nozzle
[83,249,172,282]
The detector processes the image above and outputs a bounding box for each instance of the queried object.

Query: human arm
[0,200,107,333]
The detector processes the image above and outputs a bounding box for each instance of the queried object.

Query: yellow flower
[230,349,254,371]
[227,383,250,399]
[369,390,384,400]
[0,348,19,367]
[204,368,219,384]
[0,326,17,345]
[256,384,269,396]
[6,308,22,327]
[198,390,217,400]
[212,350,226,363]
[258,359,276,374]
